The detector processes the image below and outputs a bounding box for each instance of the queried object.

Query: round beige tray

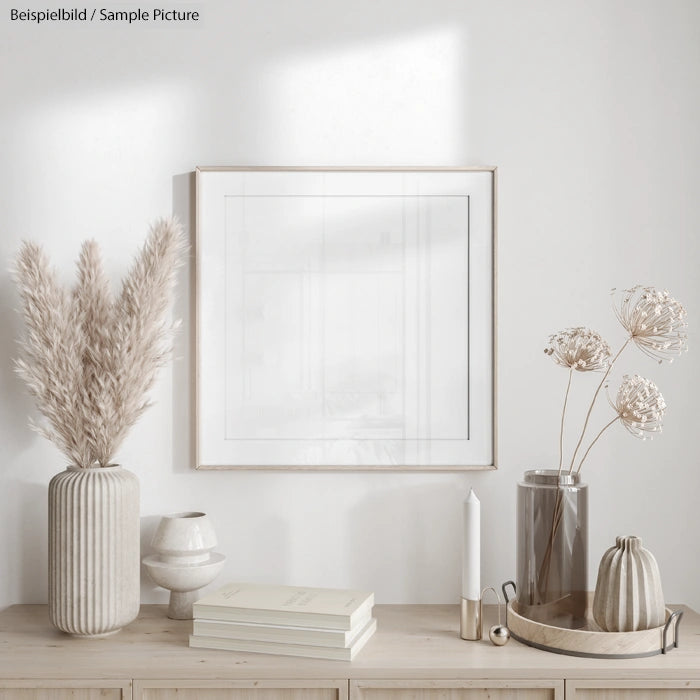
[505,597,683,659]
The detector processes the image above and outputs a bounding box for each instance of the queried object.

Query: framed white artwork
[195,167,496,470]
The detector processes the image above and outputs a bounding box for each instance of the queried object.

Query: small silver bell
[489,624,510,646]
[480,586,510,646]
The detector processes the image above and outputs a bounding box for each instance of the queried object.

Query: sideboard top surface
[0,604,698,681]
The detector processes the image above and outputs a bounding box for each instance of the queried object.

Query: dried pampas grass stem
[14,218,187,468]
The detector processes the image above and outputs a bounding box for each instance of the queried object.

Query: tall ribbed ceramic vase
[48,465,140,637]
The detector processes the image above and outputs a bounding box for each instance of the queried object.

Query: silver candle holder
[460,586,510,645]
[460,596,481,640]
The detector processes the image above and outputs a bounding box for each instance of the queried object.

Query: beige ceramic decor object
[48,465,140,637]
[593,535,665,632]
[143,512,225,619]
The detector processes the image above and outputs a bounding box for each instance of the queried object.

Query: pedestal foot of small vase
[168,590,200,619]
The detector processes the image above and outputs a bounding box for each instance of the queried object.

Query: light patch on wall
[21,83,184,163]
[260,28,465,164]
[9,84,190,251]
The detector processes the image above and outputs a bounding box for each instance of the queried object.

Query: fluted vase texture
[593,535,665,632]
[48,465,140,637]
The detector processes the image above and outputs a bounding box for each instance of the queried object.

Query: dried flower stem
[537,286,685,612]
[575,415,621,474]
[557,368,573,475]
[538,485,564,601]
[14,218,187,468]
[568,338,630,473]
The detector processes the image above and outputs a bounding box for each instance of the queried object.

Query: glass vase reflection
[516,469,588,629]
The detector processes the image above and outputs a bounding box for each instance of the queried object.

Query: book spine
[191,607,359,630]
[191,621,350,647]
[188,635,351,661]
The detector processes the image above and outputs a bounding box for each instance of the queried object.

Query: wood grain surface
[0,604,698,682]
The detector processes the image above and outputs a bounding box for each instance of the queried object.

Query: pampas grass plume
[13,218,187,468]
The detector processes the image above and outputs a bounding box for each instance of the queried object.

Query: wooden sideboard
[1,604,699,700]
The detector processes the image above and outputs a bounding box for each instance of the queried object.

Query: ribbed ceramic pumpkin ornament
[592,535,665,632]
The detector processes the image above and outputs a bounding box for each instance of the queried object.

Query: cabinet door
[351,680,563,700]
[566,680,700,699]
[0,680,131,700]
[135,680,347,700]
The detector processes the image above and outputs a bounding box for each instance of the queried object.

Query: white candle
[461,487,480,600]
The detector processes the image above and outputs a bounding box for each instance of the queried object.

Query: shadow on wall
[171,172,196,474]
[19,482,48,603]
[346,482,462,603]
[0,274,36,455]
[139,501,295,603]
[222,513,293,586]
[1,271,50,604]
[139,515,163,599]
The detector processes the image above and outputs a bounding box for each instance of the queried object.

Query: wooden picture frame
[195,167,496,470]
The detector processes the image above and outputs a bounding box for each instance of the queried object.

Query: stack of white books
[189,582,376,661]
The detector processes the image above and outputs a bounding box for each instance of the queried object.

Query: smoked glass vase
[516,469,588,629]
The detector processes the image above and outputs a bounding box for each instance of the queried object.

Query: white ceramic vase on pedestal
[143,512,225,619]
[48,465,140,637]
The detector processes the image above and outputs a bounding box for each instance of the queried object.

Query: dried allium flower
[611,374,666,439]
[613,286,688,363]
[545,327,611,371]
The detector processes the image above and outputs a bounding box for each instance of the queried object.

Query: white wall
[1,0,699,610]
